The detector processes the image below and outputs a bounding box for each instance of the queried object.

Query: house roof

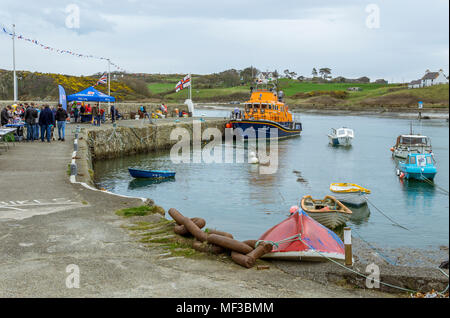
[422,72,439,80]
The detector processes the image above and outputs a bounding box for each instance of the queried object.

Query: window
[416,155,426,166]
[409,156,416,164]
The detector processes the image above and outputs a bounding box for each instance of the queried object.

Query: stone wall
[83,119,228,161]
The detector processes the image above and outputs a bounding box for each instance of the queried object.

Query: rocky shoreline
[195,103,449,120]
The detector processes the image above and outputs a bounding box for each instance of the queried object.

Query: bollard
[344,227,352,266]
[70,162,77,176]
[74,139,78,151]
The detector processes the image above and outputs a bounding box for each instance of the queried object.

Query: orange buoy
[225,123,232,129]
[289,205,299,215]
[390,147,394,152]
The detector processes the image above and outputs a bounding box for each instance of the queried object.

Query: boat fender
[207,234,253,254]
[243,240,258,249]
[247,242,273,260]
[206,229,234,239]
[183,218,208,242]
[174,217,206,236]
[231,251,255,269]
[289,205,299,215]
[168,208,208,242]
[192,240,224,255]
[168,208,186,225]
[399,172,405,179]
[396,169,400,176]
[390,147,394,152]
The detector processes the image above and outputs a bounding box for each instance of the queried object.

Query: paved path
[0,122,392,298]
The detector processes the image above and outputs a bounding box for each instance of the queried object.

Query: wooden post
[344,227,352,266]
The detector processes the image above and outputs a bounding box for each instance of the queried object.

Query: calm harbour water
[94,109,449,250]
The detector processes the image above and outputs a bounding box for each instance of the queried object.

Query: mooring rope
[351,228,397,266]
[419,172,449,195]
[258,234,448,296]
[362,195,411,231]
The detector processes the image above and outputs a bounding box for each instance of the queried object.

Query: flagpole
[12,24,17,102]
[107,58,111,109]
[189,73,192,101]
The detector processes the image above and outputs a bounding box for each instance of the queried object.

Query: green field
[277,78,393,96]
[146,77,447,109]
[148,82,176,94]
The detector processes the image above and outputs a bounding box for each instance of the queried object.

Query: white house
[408,79,422,89]
[422,69,448,87]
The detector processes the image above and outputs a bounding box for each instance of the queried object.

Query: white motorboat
[328,127,354,146]
[391,134,432,159]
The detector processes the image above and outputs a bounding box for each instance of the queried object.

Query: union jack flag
[95,74,107,86]
[175,74,191,92]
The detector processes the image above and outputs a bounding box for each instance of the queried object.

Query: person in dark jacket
[24,104,38,141]
[39,105,55,142]
[73,104,79,123]
[1,106,11,127]
[92,104,100,126]
[55,104,68,141]
[110,104,115,123]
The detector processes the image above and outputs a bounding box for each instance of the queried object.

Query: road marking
[0,198,87,220]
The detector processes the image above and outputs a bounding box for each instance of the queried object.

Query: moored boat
[330,183,371,194]
[258,208,345,261]
[397,153,437,181]
[391,134,432,159]
[328,127,354,146]
[128,168,176,179]
[301,195,352,229]
[228,79,302,139]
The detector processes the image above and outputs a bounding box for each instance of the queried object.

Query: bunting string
[1,23,127,73]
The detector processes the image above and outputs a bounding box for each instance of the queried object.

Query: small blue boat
[128,168,176,179]
[397,153,437,181]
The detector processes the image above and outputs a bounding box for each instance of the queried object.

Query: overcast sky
[0,0,448,82]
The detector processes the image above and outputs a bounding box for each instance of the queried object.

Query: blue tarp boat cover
[67,86,115,102]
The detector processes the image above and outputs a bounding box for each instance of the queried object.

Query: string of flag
[0,23,127,73]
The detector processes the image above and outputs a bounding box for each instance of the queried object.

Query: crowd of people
[70,102,123,125]
[1,103,69,142]
[1,102,189,144]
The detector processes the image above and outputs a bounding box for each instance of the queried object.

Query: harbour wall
[81,118,228,162]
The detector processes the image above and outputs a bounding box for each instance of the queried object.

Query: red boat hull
[259,210,345,261]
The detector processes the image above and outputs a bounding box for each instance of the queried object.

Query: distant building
[408,69,448,89]
[375,79,388,84]
[422,69,448,87]
[347,87,362,91]
[408,79,422,89]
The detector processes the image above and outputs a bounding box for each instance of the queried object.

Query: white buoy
[249,151,259,164]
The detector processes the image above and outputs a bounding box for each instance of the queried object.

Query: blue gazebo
[67,86,115,122]
[67,86,115,102]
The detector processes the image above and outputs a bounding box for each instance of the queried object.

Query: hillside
[0,69,151,101]
[0,69,448,111]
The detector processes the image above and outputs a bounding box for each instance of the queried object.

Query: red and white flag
[95,74,107,86]
[175,74,191,92]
